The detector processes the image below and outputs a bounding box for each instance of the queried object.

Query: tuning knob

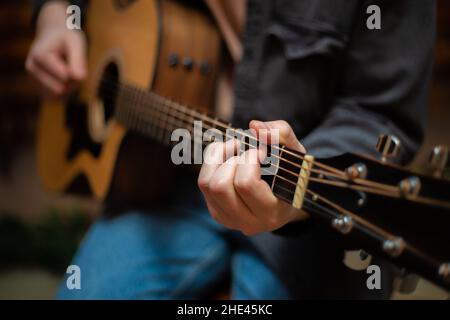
[376,135,401,162]
[429,145,449,178]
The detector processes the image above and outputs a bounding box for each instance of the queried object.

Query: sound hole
[98,62,119,122]
[66,97,102,160]
[65,62,120,161]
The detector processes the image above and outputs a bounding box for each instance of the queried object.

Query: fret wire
[147,87,160,141]
[102,77,342,177]
[119,88,382,194]
[135,102,418,203]
[109,82,318,183]
[131,99,303,192]
[113,88,450,209]
[115,84,379,192]
[108,80,321,168]
[114,84,382,192]
[159,95,450,210]
[144,97,400,192]
[159,98,168,143]
[122,94,285,176]
[130,86,138,132]
[127,88,300,170]
[271,145,285,190]
[135,87,143,135]
[104,81,421,198]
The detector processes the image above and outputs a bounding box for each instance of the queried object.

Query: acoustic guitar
[38,0,223,206]
[37,0,450,290]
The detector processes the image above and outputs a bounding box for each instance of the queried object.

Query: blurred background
[0,1,449,299]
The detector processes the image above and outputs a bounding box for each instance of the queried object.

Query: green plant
[0,208,91,274]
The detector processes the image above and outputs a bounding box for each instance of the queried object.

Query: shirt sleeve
[301,0,435,163]
[276,0,436,236]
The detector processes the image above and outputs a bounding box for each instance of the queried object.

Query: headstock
[265,136,450,291]
[307,141,450,290]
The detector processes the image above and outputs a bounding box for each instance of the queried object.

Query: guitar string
[116,89,411,200]
[128,98,450,208]
[111,82,450,204]
[110,79,420,195]
[100,77,428,195]
[271,183,437,270]
[100,79,348,181]
[122,86,450,208]
[98,77,343,174]
[126,103,345,181]
[88,92,419,264]
[108,80,403,193]
[103,78,413,197]
[108,81,449,249]
[96,78,450,207]
[238,171,406,245]
[112,82,403,193]
[113,85,368,186]
[134,102,450,208]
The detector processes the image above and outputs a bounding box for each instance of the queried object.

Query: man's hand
[26,1,87,98]
[198,120,310,236]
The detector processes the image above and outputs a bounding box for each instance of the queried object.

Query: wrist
[36,1,70,35]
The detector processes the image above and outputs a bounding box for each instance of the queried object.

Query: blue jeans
[57,185,291,299]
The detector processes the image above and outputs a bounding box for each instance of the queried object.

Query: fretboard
[114,82,225,143]
[112,81,312,211]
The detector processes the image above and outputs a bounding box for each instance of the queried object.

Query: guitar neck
[113,81,310,207]
[114,82,226,144]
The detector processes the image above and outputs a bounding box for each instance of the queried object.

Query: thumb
[64,31,87,81]
[249,120,306,153]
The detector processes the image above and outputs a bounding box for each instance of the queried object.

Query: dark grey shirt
[234,0,434,162]
[33,0,436,298]
[232,0,435,299]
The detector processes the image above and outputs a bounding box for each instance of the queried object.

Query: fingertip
[257,147,267,163]
[25,57,33,72]
[241,148,262,166]
[71,67,87,81]
[250,147,262,158]
[249,120,266,131]
[224,155,239,165]
[225,137,240,151]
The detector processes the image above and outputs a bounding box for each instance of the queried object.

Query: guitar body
[37,0,222,207]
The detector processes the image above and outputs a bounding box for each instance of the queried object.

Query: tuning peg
[376,134,401,162]
[429,145,449,178]
[438,263,450,283]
